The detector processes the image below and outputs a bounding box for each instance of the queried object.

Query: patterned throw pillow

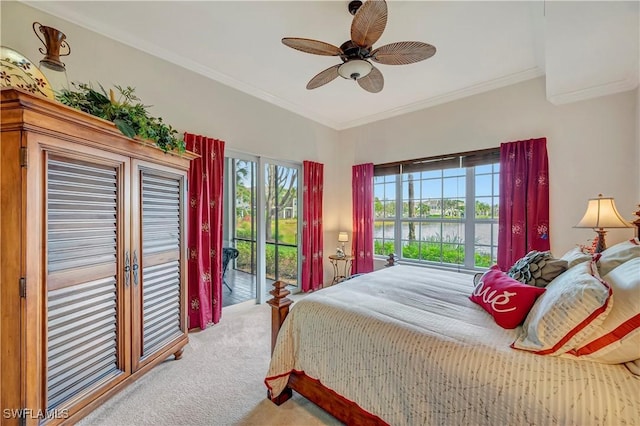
[470,266,546,329]
[511,259,612,356]
[507,250,568,287]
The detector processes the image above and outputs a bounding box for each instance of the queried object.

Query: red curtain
[185,132,225,329]
[301,161,324,292]
[352,163,374,273]
[498,137,550,271]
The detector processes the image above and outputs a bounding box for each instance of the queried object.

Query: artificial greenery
[56,82,185,153]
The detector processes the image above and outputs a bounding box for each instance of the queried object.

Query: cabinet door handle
[132,250,139,286]
[124,251,131,287]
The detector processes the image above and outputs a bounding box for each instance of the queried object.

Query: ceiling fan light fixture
[338,60,372,80]
[283,0,434,92]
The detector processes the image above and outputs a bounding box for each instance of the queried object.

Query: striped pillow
[598,237,640,277]
[560,247,593,269]
[567,258,640,364]
[511,259,612,356]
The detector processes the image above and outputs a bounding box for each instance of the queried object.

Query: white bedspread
[265,265,640,425]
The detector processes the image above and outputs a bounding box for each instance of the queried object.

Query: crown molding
[547,77,639,105]
[335,67,545,130]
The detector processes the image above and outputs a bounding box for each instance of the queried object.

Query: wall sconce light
[575,194,632,253]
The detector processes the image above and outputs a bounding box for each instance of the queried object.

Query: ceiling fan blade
[371,41,437,65]
[282,38,343,56]
[351,0,388,49]
[307,64,341,90]
[357,66,384,93]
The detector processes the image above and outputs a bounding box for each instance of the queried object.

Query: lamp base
[594,229,607,253]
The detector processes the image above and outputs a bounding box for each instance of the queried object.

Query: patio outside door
[223,156,258,306]
[264,162,299,288]
[223,155,301,306]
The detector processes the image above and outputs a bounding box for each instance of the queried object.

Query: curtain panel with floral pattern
[498,137,550,271]
[185,133,225,329]
[301,161,324,291]
[352,163,374,274]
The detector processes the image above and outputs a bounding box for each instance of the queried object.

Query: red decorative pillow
[470,266,546,329]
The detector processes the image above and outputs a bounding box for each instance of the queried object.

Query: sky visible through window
[374,164,500,204]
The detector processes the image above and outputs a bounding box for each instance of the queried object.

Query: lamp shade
[338,60,372,80]
[575,195,631,229]
[338,232,349,242]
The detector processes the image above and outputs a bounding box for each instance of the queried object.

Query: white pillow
[511,259,612,356]
[565,258,640,364]
[560,247,593,269]
[597,237,640,277]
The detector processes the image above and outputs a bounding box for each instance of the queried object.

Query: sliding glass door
[223,153,301,306]
[265,162,299,287]
[223,155,258,306]
[233,159,257,276]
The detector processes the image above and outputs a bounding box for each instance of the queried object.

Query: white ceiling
[24,1,639,130]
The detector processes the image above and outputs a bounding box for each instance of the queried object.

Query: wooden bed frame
[267,281,387,425]
[267,208,640,424]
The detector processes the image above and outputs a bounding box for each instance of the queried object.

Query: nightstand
[328,254,354,284]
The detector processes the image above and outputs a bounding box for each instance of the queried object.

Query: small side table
[328,255,354,284]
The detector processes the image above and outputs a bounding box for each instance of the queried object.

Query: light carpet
[79,298,342,426]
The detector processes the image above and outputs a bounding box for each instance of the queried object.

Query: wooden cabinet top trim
[1,87,198,167]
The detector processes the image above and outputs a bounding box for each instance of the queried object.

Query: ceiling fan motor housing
[339,40,370,61]
[348,0,363,15]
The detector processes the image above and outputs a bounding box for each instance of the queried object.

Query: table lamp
[575,194,632,253]
[338,232,349,255]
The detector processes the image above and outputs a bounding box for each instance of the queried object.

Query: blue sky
[374,164,500,202]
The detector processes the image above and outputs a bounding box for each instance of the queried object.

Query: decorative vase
[33,22,70,72]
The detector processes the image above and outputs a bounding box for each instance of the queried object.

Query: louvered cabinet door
[131,161,188,370]
[45,152,130,413]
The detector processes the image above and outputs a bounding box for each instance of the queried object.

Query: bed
[265,258,640,425]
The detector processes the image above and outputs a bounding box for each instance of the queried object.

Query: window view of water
[374,222,495,242]
[374,221,497,267]
[375,222,462,240]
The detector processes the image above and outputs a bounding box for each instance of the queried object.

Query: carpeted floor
[78,297,342,426]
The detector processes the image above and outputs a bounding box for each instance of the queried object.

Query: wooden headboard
[634,205,640,237]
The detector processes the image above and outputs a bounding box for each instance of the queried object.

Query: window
[373,149,499,270]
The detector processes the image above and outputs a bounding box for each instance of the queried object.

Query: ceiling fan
[282,0,436,93]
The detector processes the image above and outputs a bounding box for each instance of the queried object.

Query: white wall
[637,86,640,209]
[635,85,640,238]
[340,77,639,256]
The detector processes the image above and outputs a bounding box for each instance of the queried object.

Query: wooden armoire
[0,88,196,425]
